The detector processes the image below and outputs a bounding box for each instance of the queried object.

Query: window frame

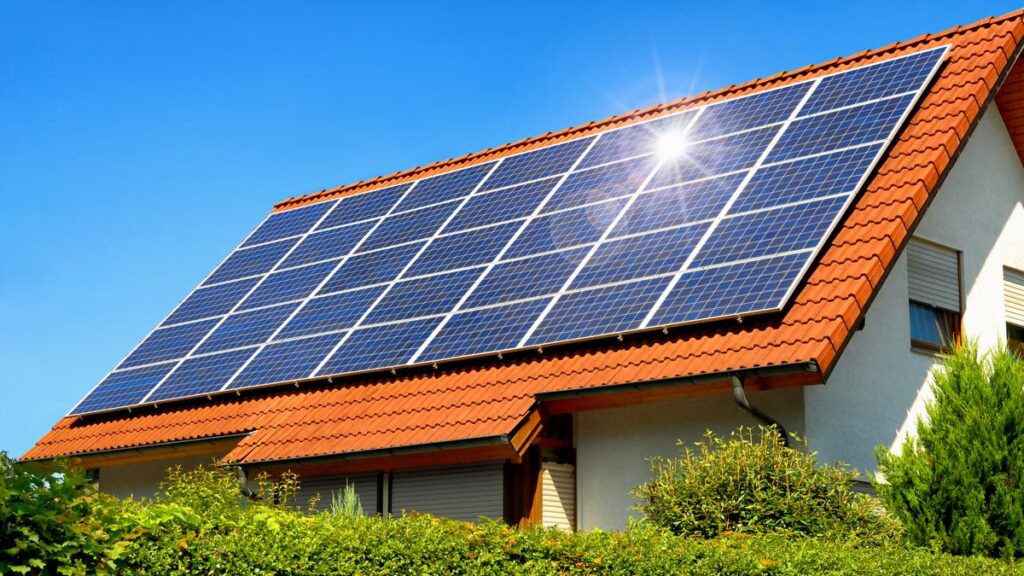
[906,237,963,355]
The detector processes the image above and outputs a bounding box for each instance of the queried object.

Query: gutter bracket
[730,374,790,447]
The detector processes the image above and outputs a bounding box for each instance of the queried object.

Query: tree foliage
[876,343,1024,558]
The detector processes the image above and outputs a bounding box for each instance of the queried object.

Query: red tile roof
[23,10,1024,465]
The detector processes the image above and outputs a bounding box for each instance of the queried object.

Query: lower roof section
[23,11,1024,465]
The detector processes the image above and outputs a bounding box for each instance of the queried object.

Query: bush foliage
[633,426,900,541]
[876,343,1024,558]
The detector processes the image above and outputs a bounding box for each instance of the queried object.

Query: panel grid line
[640,77,823,328]
[311,158,509,377]
[517,107,706,348]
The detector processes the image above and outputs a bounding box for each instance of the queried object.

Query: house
[22,10,1024,532]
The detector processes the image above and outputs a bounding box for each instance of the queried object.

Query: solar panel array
[70,46,948,415]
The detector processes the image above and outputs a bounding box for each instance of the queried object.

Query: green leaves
[633,427,900,542]
[876,343,1024,558]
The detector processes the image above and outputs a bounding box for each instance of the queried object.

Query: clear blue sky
[1,1,1017,457]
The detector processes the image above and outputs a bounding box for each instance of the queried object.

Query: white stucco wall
[100,453,223,500]
[804,106,1024,476]
[574,386,805,531]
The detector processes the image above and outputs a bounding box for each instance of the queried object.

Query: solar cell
[242,201,334,247]
[405,221,520,277]
[69,46,948,414]
[447,177,559,232]
[237,261,338,311]
[195,303,300,354]
[316,183,409,230]
[277,285,387,340]
[526,277,671,345]
[419,299,550,361]
[399,162,495,210]
[118,319,219,369]
[203,237,298,286]
[230,333,343,389]
[611,173,744,237]
[572,223,710,289]
[147,348,255,402]
[161,277,260,326]
[281,221,374,268]
[317,317,442,375]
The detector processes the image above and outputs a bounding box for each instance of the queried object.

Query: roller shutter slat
[391,462,503,522]
[908,240,960,312]
[541,463,575,531]
[294,473,378,515]
[1006,268,1024,327]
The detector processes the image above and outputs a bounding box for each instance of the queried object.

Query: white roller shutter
[1006,268,1024,327]
[391,462,504,522]
[541,463,576,531]
[295,473,378,515]
[907,239,961,312]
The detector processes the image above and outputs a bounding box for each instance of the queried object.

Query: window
[1006,268,1024,355]
[907,239,961,352]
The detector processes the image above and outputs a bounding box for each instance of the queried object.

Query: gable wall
[804,105,1024,476]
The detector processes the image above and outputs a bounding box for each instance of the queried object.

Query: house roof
[22,10,1024,467]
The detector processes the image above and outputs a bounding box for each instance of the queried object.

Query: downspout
[730,374,790,447]
[236,466,259,500]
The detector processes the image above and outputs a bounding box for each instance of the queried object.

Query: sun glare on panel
[654,130,690,160]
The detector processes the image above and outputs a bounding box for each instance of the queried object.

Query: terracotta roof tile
[23,10,1024,465]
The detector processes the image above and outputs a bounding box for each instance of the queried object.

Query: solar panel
[70,45,948,415]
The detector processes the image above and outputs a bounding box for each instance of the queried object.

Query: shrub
[876,343,1024,558]
[633,426,900,540]
[0,452,126,575]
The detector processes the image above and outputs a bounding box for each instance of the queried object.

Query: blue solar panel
[70,46,947,414]
[526,277,671,346]
[482,137,595,190]
[195,303,299,354]
[399,162,495,210]
[162,277,260,326]
[505,199,624,259]
[731,144,882,214]
[360,201,458,252]
[611,172,744,237]
[419,299,550,362]
[320,241,424,294]
[118,319,219,369]
[281,221,374,268]
[447,177,559,232]
[364,268,481,325]
[277,285,387,340]
[147,348,255,402]
[546,155,658,213]
[650,253,807,326]
[243,201,334,247]
[318,317,442,375]
[72,363,174,414]
[316,183,410,230]
[203,237,298,286]
[237,261,338,311]
[691,195,848,268]
[405,221,520,277]
[577,110,697,169]
[801,47,945,116]
[464,248,589,308]
[230,333,343,389]
[648,125,779,189]
[572,223,710,289]
[689,82,812,140]
[767,93,914,164]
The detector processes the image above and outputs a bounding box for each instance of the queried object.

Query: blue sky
[1,1,1017,457]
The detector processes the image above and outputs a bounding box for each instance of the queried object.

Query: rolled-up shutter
[1006,268,1024,327]
[391,462,504,522]
[907,239,961,312]
[295,473,378,515]
[541,463,575,530]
